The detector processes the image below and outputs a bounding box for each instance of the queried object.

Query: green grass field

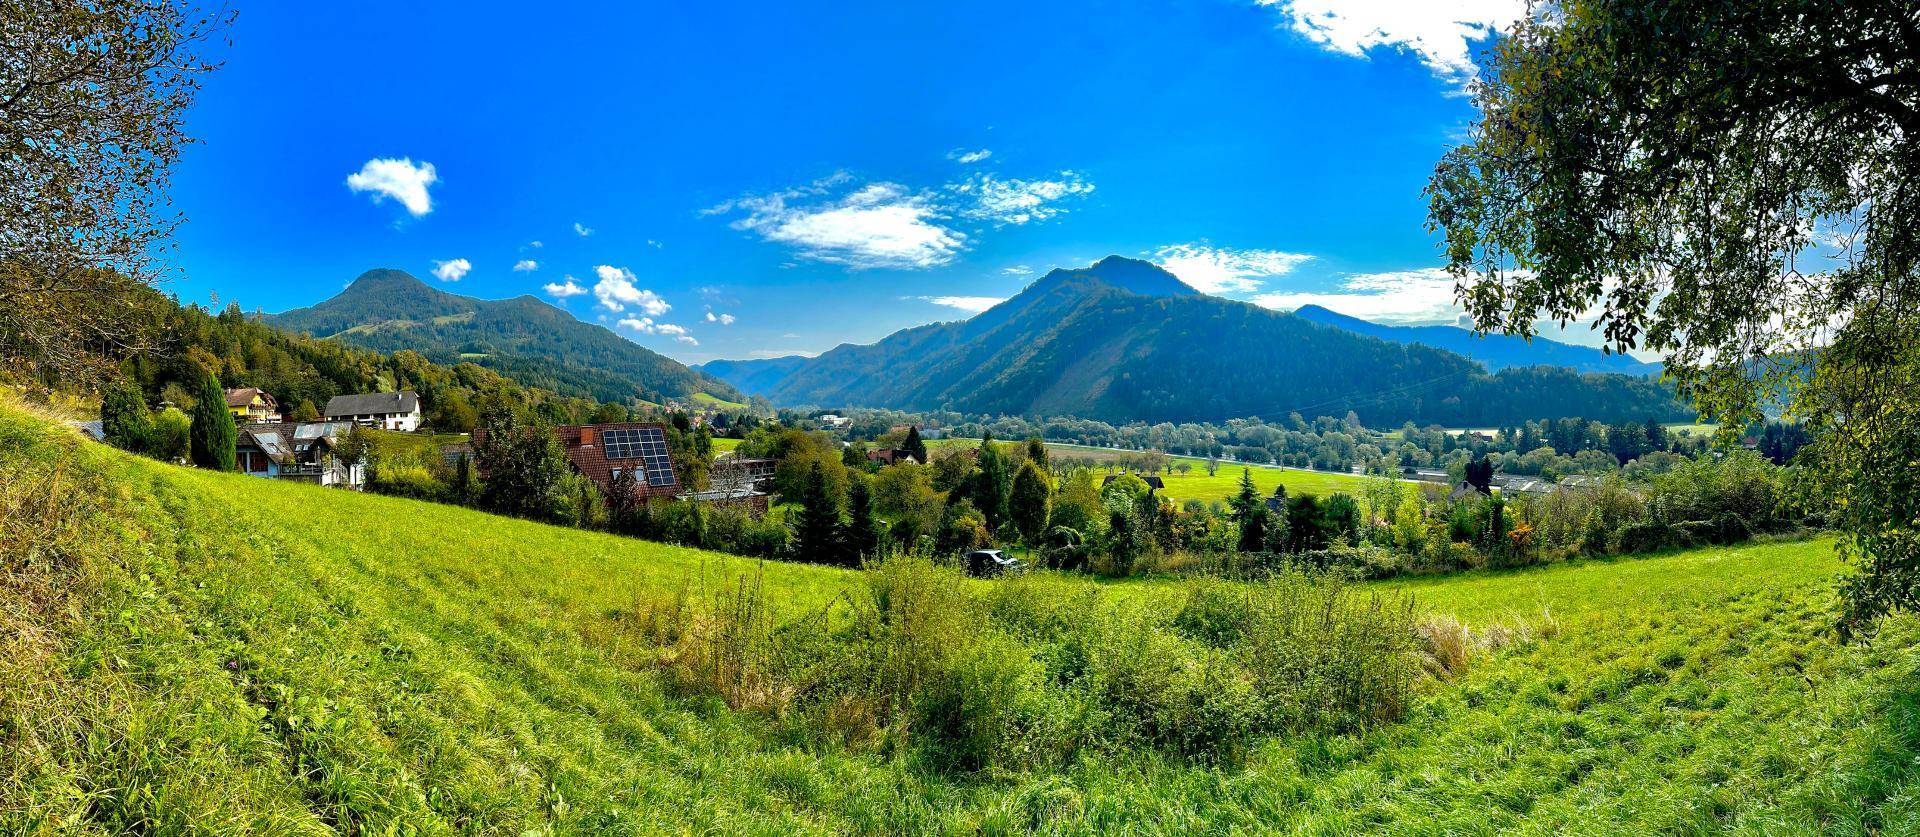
[692,392,747,410]
[3,400,1915,834]
[928,437,1371,503]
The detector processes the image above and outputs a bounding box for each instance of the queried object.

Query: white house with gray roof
[324,390,423,431]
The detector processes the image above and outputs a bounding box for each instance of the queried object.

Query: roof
[324,390,420,417]
[225,387,274,408]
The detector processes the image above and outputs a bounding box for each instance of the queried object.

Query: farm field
[3,401,1915,834]
[928,437,1372,503]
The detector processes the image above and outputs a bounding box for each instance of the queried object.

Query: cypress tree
[1023,436,1048,470]
[189,370,236,470]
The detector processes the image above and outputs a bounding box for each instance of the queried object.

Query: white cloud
[616,315,697,345]
[1259,0,1530,86]
[431,258,471,282]
[949,171,1094,225]
[709,176,966,270]
[574,222,594,237]
[513,259,539,272]
[947,148,993,164]
[1002,265,1034,276]
[705,310,737,325]
[544,277,587,298]
[1252,267,1461,323]
[528,240,544,248]
[346,157,438,216]
[1153,244,1315,294]
[917,295,1005,314]
[592,265,671,315]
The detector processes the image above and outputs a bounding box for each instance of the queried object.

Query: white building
[324,390,423,431]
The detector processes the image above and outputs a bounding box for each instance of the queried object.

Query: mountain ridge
[269,269,740,406]
[1290,303,1663,376]
[698,256,1688,425]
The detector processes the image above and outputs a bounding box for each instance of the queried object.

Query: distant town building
[324,391,422,431]
[224,387,280,423]
[817,414,852,429]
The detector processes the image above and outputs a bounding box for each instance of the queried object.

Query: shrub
[1617,520,1685,553]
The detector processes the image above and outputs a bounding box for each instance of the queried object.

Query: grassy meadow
[3,400,1917,834]
[927,437,1371,504]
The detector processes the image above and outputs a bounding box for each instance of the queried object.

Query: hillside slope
[3,402,1914,833]
[1292,303,1663,376]
[699,257,1688,426]
[269,269,739,406]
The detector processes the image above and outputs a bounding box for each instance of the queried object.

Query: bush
[1617,520,1685,553]
[367,463,445,501]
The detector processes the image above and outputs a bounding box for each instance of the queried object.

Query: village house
[866,447,918,466]
[225,387,280,423]
[324,391,423,431]
[234,421,363,488]
[472,422,686,505]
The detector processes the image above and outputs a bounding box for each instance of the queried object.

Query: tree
[844,477,881,561]
[1229,469,1266,552]
[1009,460,1052,544]
[1023,436,1049,470]
[934,498,990,556]
[971,433,1012,532]
[290,399,321,423]
[903,425,928,464]
[792,461,845,564]
[1426,0,1920,632]
[433,391,479,433]
[2,3,230,386]
[100,377,153,453]
[189,370,235,470]
[474,410,570,521]
[148,407,190,462]
[1463,456,1494,495]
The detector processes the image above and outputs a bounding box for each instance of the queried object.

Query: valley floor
[2,402,1916,834]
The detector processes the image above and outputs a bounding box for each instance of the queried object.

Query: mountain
[269,269,740,406]
[1290,304,1663,376]
[698,257,1689,426]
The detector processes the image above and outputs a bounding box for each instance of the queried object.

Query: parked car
[964,548,1025,578]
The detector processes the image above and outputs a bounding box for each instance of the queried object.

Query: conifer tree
[793,461,845,564]
[1229,468,1266,552]
[844,477,881,563]
[100,377,153,453]
[903,425,928,464]
[972,431,1012,532]
[189,370,235,470]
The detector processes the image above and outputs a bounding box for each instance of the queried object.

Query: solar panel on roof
[601,427,676,487]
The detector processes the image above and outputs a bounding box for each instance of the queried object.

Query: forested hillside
[120,287,613,429]
[269,269,740,406]
[702,257,1689,426]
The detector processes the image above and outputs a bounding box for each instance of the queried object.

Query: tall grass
[637,556,1422,771]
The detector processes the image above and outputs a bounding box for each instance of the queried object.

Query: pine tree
[1009,460,1052,544]
[793,461,844,564]
[903,425,928,464]
[189,370,236,470]
[1229,468,1266,552]
[844,477,881,563]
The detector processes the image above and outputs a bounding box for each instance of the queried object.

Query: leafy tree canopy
[1429,0,1920,631]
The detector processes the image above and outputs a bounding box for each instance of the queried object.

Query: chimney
[580,427,595,446]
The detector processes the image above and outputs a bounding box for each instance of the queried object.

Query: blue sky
[168,0,1557,363]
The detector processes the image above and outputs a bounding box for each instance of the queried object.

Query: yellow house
[225,387,280,423]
